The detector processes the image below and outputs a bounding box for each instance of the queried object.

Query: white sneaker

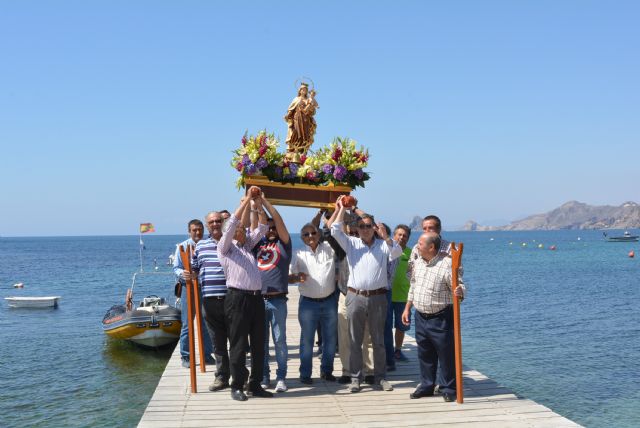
[275,379,288,392]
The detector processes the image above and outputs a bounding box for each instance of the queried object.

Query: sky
[1,1,638,236]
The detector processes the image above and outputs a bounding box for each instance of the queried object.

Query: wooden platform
[139,287,580,427]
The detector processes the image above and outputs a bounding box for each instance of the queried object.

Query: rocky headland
[461,201,640,231]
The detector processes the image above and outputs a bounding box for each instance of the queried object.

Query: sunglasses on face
[302,231,318,238]
[358,223,374,230]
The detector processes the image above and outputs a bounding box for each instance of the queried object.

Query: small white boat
[5,296,61,308]
[13,283,24,288]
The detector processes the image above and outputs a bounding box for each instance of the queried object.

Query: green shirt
[391,247,412,302]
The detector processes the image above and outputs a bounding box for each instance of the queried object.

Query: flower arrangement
[232,132,370,189]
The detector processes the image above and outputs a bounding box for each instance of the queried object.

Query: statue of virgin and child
[284,82,318,162]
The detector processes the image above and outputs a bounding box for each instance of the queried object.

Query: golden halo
[294,76,315,92]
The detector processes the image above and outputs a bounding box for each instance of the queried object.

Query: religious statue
[284,82,318,162]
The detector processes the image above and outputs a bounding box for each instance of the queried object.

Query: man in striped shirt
[191,211,230,392]
[402,232,466,402]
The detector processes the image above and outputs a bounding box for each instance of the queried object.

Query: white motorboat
[5,296,61,308]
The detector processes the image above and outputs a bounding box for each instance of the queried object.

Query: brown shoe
[208,377,229,392]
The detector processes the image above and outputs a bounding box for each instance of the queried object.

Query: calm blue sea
[0,230,638,427]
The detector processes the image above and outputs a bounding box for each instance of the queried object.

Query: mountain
[461,201,640,231]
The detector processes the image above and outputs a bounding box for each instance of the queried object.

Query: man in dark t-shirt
[254,198,291,393]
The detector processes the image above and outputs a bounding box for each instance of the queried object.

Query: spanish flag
[140,223,156,234]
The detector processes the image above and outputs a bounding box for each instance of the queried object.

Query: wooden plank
[139,287,580,427]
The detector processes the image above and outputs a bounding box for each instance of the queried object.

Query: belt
[205,295,226,300]
[263,292,287,300]
[348,287,387,297]
[302,292,335,302]
[418,305,452,320]
[227,287,262,296]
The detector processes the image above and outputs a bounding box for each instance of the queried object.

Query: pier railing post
[451,242,464,404]
[188,244,208,373]
[179,245,198,393]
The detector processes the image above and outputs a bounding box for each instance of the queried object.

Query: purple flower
[256,158,268,169]
[322,164,333,174]
[274,166,283,177]
[354,168,364,179]
[246,163,257,175]
[289,163,299,177]
[333,165,347,181]
[242,154,251,166]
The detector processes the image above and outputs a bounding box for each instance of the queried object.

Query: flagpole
[139,232,143,272]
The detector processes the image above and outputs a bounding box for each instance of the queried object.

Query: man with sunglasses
[254,198,291,393]
[330,196,402,393]
[289,220,341,384]
[190,211,232,391]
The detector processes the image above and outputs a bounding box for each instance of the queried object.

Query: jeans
[179,282,213,360]
[298,292,338,378]
[383,290,396,367]
[263,296,288,381]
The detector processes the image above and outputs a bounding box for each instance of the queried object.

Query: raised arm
[330,196,349,251]
[246,191,268,249]
[262,196,290,245]
[219,196,252,255]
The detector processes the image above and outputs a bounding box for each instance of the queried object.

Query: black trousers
[202,297,230,381]
[225,288,266,390]
[414,305,456,395]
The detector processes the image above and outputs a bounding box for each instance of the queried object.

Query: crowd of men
[173,187,465,402]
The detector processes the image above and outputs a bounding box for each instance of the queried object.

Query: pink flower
[300,154,307,163]
[236,161,244,171]
[259,146,267,157]
[241,136,247,146]
[332,147,343,162]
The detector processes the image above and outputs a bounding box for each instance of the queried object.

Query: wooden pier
[139,287,580,427]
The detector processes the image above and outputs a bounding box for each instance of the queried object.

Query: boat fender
[629,251,635,258]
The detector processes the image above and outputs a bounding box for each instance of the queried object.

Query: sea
[0,230,638,427]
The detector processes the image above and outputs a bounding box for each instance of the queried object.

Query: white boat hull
[5,296,60,308]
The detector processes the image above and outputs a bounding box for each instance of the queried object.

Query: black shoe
[300,376,313,384]
[248,387,273,398]
[363,375,375,385]
[410,389,434,399]
[442,393,455,402]
[337,375,351,384]
[231,389,247,401]
[320,373,336,382]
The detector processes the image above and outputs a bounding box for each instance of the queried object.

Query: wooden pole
[188,244,208,373]
[179,245,197,393]
[450,242,464,404]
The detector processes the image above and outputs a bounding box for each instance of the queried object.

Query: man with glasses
[331,196,402,393]
[191,211,231,391]
[289,221,341,384]
[173,219,215,369]
[254,199,291,393]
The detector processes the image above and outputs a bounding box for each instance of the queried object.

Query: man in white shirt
[289,223,340,384]
[330,196,402,393]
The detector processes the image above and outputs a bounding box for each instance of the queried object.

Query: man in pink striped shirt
[217,187,272,401]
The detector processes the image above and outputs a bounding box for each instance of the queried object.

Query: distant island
[459,201,640,231]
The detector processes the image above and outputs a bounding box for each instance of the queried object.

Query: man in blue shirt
[173,219,214,368]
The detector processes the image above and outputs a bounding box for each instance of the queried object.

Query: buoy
[577,237,581,241]
[629,251,635,258]
[522,243,527,247]
[549,245,557,251]
[490,238,494,241]
[538,244,544,249]
[509,242,513,245]
[13,283,24,288]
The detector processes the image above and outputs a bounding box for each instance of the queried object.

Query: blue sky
[1,1,638,236]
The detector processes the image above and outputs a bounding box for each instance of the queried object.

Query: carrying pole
[450,242,464,404]
[188,244,208,373]
[179,245,197,393]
